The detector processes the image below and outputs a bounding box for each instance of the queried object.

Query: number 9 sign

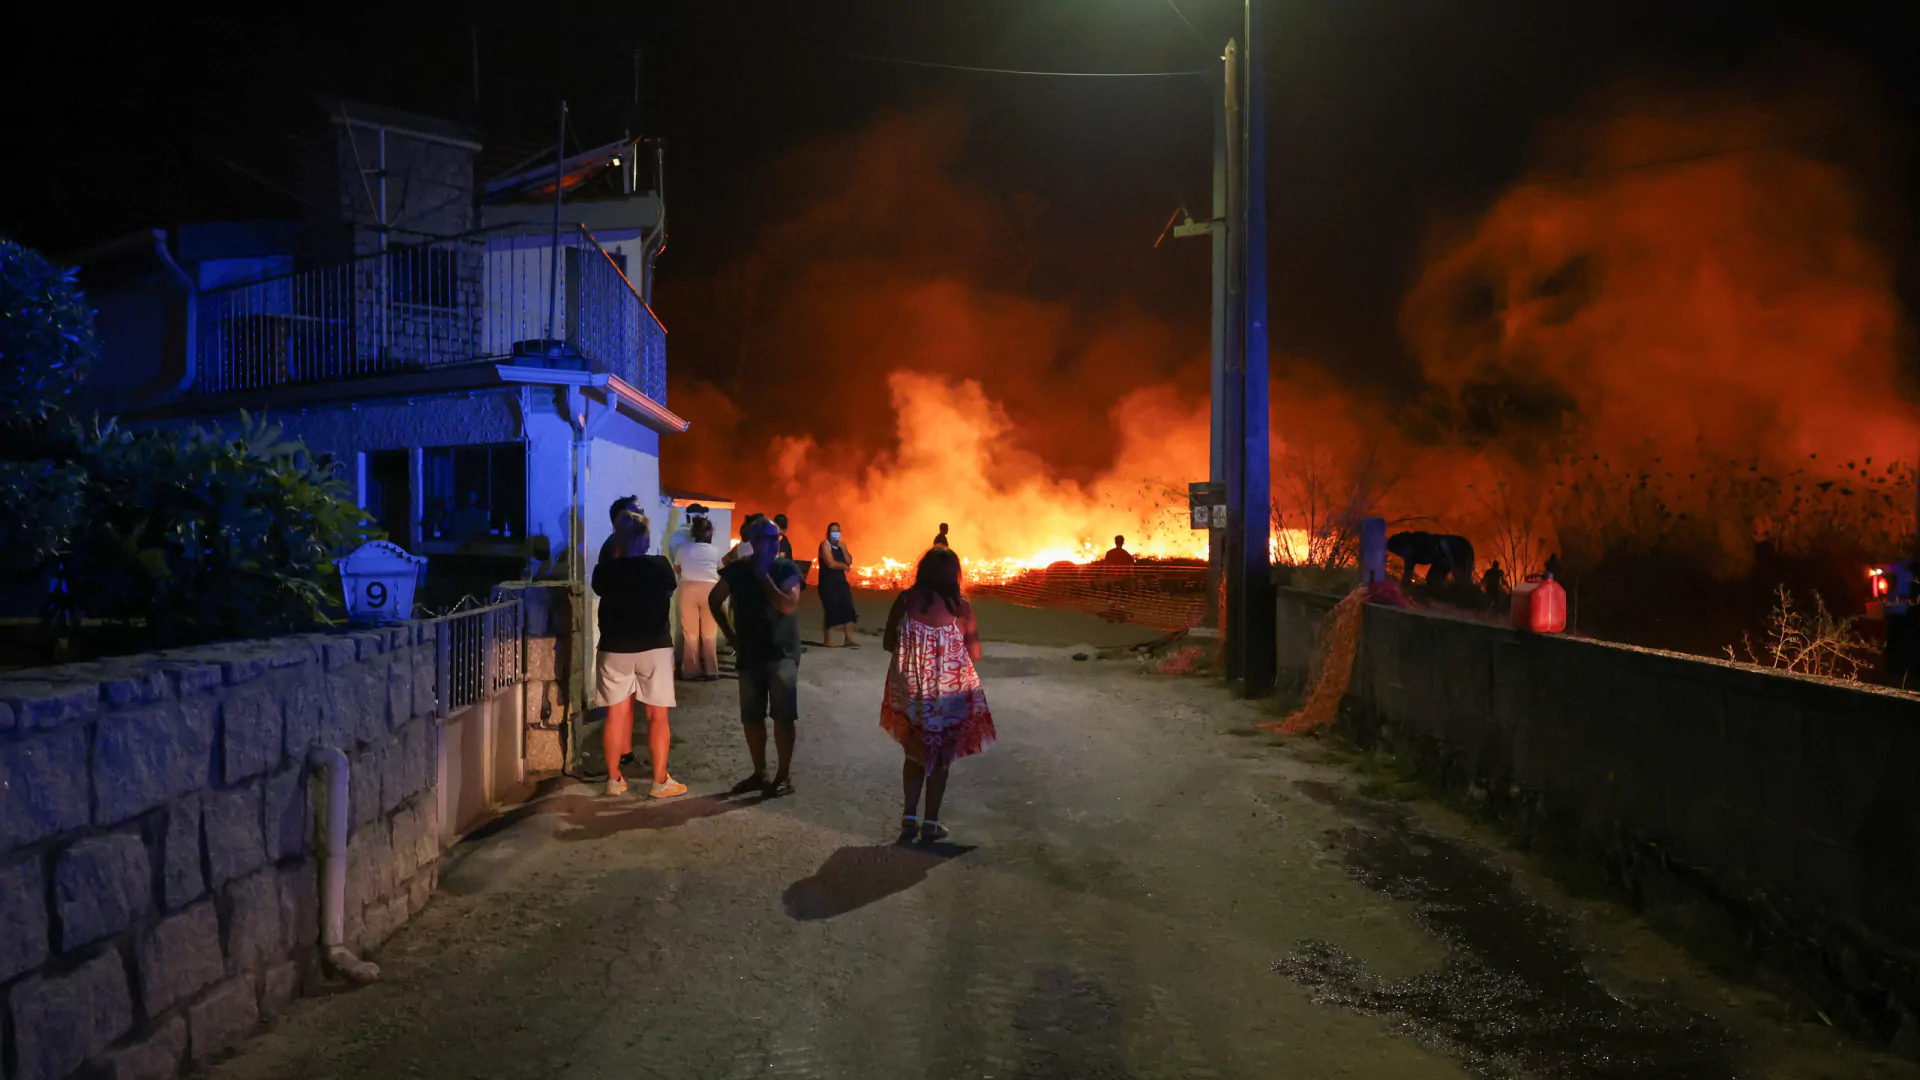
[338,541,426,624]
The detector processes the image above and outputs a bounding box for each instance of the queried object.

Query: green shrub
[0,239,378,656]
[0,240,94,438]
[47,415,378,646]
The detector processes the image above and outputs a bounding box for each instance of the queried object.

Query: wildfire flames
[666,81,1918,605]
[848,533,1315,590]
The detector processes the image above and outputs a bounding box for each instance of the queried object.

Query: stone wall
[1273,587,1341,696]
[1275,589,1920,1056]
[0,624,442,1079]
[497,583,579,773]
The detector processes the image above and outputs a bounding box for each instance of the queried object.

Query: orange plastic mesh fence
[1265,586,1367,735]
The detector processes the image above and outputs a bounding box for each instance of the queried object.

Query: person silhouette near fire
[1481,560,1510,610]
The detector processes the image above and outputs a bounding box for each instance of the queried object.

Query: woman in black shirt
[592,509,687,799]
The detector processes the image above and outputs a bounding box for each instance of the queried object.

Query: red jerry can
[1509,574,1567,633]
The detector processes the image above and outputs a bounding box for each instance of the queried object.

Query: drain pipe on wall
[641,140,667,305]
[152,230,199,394]
[309,746,381,983]
[566,387,618,771]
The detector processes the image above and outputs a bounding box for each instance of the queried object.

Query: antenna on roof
[470,25,482,111]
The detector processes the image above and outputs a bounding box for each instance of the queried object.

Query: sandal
[763,777,795,798]
[919,820,950,844]
[897,814,919,843]
[728,773,769,796]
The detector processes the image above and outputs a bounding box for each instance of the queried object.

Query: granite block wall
[0,622,442,1079]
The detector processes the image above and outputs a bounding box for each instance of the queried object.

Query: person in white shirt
[672,516,725,679]
[666,503,707,564]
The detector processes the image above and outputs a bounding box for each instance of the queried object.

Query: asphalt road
[210,638,1920,1080]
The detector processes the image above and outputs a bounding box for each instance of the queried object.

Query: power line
[1164,0,1205,46]
[1506,144,1773,189]
[840,51,1212,78]
[211,156,332,214]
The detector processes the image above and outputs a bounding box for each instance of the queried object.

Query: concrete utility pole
[1205,52,1230,630]
[1240,0,1276,696]
[1219,41,1245,665]
[1210,3,1275,696]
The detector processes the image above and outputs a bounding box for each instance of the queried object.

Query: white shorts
[596,648,676,708]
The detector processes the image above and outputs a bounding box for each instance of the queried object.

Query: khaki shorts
[596,648,676,708]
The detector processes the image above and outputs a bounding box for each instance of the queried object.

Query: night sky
[7,1,1919,485]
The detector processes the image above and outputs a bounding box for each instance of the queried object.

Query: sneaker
[605,776,628,797]
[650,778,688,799]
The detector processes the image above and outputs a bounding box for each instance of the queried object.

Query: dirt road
[212,638,1919,1080]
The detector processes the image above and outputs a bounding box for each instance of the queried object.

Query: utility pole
[1220,41,1246,680]
[1241,0,1276,696]
[1210,3,1275,696]
[1205,54,1230,630]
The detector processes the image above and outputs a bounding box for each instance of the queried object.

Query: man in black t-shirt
[591,507,686,800]
[710,518,804,796]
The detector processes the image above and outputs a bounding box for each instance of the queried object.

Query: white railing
[195,225,667,402]
[430,599,524,717]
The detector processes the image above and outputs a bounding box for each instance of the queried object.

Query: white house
[80,99,713,665]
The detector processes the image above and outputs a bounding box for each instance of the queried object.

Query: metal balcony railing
[194,225,667,403]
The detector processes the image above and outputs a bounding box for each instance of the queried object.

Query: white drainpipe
[151,230,198,394]
[308,746,381,983]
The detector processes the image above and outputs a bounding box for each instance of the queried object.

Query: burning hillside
[663,78,1917,647]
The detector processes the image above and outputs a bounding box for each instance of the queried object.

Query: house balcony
[191,224,667,403]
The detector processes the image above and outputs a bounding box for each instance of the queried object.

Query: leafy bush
[46,415,377,646]
[0,240,377,657]
[0,240,94,438]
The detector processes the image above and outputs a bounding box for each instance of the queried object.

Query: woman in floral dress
[882,546,995,843]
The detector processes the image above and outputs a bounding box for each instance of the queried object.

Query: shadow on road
[454,788,765,849]
[782,841,975,920]
[551,793,763,841]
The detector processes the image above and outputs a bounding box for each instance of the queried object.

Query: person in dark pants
[710,518,804,797]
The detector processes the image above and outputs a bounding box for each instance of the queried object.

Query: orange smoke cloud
[1403,94,1910,467]
[1386,79,1918,575]
[665,81,1917,592]
[661,103,1210,565]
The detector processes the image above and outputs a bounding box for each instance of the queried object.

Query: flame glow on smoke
[665,82,1917,600]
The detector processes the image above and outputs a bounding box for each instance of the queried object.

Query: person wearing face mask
[816,521,859,647]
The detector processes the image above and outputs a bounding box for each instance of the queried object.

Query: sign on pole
[1189,482,1226,530]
